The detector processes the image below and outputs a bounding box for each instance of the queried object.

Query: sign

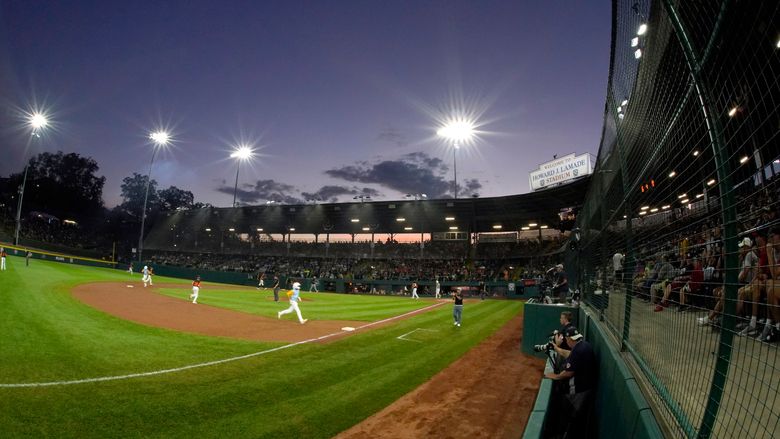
[529,153,592,191]
[478,232,518,243]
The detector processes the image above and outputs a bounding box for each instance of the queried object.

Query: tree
[6,151,106,220]
[120,173,158,218]
[158,186,195,211]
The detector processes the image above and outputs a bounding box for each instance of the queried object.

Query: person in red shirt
[189,276,201,304]
[0,248,7,271]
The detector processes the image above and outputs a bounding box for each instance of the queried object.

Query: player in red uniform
[189,276,201,304]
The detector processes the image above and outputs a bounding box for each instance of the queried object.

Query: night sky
[0,1,610,207]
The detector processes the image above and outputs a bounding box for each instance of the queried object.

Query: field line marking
[0,301,445,388]
[397,328,440,343]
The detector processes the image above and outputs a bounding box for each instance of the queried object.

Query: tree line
[0,151,209,254]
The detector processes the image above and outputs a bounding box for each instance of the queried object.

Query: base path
[336,313,544,438]
[72,282,370,343]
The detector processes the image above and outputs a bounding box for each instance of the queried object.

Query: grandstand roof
[152,176,588,237]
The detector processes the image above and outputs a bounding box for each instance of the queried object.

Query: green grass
[0,255,524,438]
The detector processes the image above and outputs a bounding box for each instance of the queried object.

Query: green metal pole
[662,1,738,438]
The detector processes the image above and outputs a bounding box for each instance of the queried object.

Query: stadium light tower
[14,112,49,245]
[137,130,170,262]
[437,119,475,199]
[229,145,254,207]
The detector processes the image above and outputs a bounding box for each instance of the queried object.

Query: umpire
[544,326,597,438]
[272,276,280,302]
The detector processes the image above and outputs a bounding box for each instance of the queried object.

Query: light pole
[230,145,254,207]
[437,120,475,199]
[137,130,170,262]
[14,113,48,245]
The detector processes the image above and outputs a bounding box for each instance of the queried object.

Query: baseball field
[0,254,541,438]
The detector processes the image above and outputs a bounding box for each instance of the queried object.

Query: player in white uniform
[0,248,6,271]
[411,282,419,299]
[278,281,307,324]
[142,266,151,287]
[128,263,133,276]
[435,279,441,299]
[190,276,201,304]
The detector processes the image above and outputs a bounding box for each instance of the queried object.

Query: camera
[533,342,555,353]
[533,330,560,353]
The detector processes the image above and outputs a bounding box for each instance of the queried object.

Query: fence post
[662,1,738,437]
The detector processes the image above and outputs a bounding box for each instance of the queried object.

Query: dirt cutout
[336,314,544,439]
[72,282,369,343]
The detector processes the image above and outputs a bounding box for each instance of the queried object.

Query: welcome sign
[529,153,592,191]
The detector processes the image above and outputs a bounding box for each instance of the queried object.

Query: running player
[278,280,307,324]
[190,276,201,304]
[142,266,151,287]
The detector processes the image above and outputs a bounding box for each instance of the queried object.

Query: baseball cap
[564,326,583,341]
[738,237,752,248]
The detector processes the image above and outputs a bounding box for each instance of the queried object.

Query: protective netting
[575,1,779,438]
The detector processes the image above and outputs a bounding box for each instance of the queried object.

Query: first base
[341,327,355,332]
[126,285,134,288]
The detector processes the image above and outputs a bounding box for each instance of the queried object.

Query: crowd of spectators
[604,179,780,344]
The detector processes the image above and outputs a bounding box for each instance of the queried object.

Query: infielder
[278,281,307,324]
[411,281,419,299]
[128,263,133,276]
[257,272,265,289]
[0,248,6,271]
[435,279,441,299]
[190,276,201,304]
[142,265,151,287]
[310,276,319,292]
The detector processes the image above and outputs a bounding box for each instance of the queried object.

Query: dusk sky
[0,1,610,208]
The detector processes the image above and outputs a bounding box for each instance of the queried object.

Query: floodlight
[668,171,676,177]
[230,145,254,160]
[728,107,738,117]
[436,120,475,142]
[631,37,639,48]
[637,23,647,35]
[634,49,642,59]
[493,225,502,230]
[693,150,699,156]
[149,131,170,146]
[29,113,48,130]
[739,156,748,164]
[707,179,716,186]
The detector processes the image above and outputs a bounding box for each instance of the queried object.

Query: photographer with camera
[544,326,597,439]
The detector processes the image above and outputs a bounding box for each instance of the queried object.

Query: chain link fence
[575,1,779,438]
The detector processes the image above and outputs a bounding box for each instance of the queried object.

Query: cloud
[216,179,302,204]
[377,126,409,147]
[326,151,476,198]
[301,185,382,203]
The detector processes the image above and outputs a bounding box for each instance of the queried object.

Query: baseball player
[190,276,201,304]
[148,266,154,286]
[411,281,419,299]
[142,265,151,287]
[128,263,133,276]
[435,278,441,299]
[0,248,6,271]
[310,276,319,292]
[278,280,307,324]
[257,272,265,289]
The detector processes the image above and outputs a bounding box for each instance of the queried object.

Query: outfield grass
[156,285,436,321]
[0,255,523,438]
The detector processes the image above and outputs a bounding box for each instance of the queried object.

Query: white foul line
[1,301,446,388]
[396,328,440,343]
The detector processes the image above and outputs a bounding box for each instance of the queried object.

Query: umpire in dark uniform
[272,276,280,302]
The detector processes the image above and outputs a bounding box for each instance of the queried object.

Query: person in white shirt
[435,278,441,299]
[278,281,307,324]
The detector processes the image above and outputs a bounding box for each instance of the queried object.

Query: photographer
[544,326,597,439]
